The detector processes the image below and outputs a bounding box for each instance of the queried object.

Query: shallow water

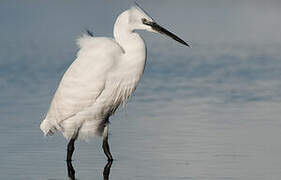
[1,1,281,180]
[1,87,281,180]
[1,49,281,180]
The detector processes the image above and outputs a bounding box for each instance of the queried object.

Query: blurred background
[0,0,281,179]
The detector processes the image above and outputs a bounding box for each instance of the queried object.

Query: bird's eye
[142,18,148,24]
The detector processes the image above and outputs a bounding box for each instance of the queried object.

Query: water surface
[1,1,281,180]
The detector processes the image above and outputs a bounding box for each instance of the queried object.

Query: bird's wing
[46,35,124,124]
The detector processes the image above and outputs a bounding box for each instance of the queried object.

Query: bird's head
[128,2,190,47]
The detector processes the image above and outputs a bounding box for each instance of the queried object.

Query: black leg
[67,138,75,161]
[103,139,113,161]
[102,124,113,161]
[67,160,75,180]
[66,138,76,179]
[103,160,113,180]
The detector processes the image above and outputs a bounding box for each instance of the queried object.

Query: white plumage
[40,6,150,140]
[40,3,189,161]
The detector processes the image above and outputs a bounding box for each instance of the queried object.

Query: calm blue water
[1,1,281,180]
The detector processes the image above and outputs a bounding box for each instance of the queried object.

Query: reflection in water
[66,160,113,180]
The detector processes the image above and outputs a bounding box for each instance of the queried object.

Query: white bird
[40,3,189,162]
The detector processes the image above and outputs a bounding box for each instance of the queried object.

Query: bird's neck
[112,11,147,83]
[114,26,146,56]
[113,11,146,61]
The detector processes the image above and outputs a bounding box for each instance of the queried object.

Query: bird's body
[40,4,189,162]
[41,10,147,140]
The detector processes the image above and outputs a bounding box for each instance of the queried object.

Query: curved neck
[113,11,146,57]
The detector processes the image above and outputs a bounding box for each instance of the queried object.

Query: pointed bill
[142,19,190,47]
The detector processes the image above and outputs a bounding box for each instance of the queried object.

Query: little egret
[40,3,189,162]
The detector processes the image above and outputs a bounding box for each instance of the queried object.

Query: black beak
[142,19,190,47]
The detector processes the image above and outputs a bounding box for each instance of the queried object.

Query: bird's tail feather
[40,119,57,136]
